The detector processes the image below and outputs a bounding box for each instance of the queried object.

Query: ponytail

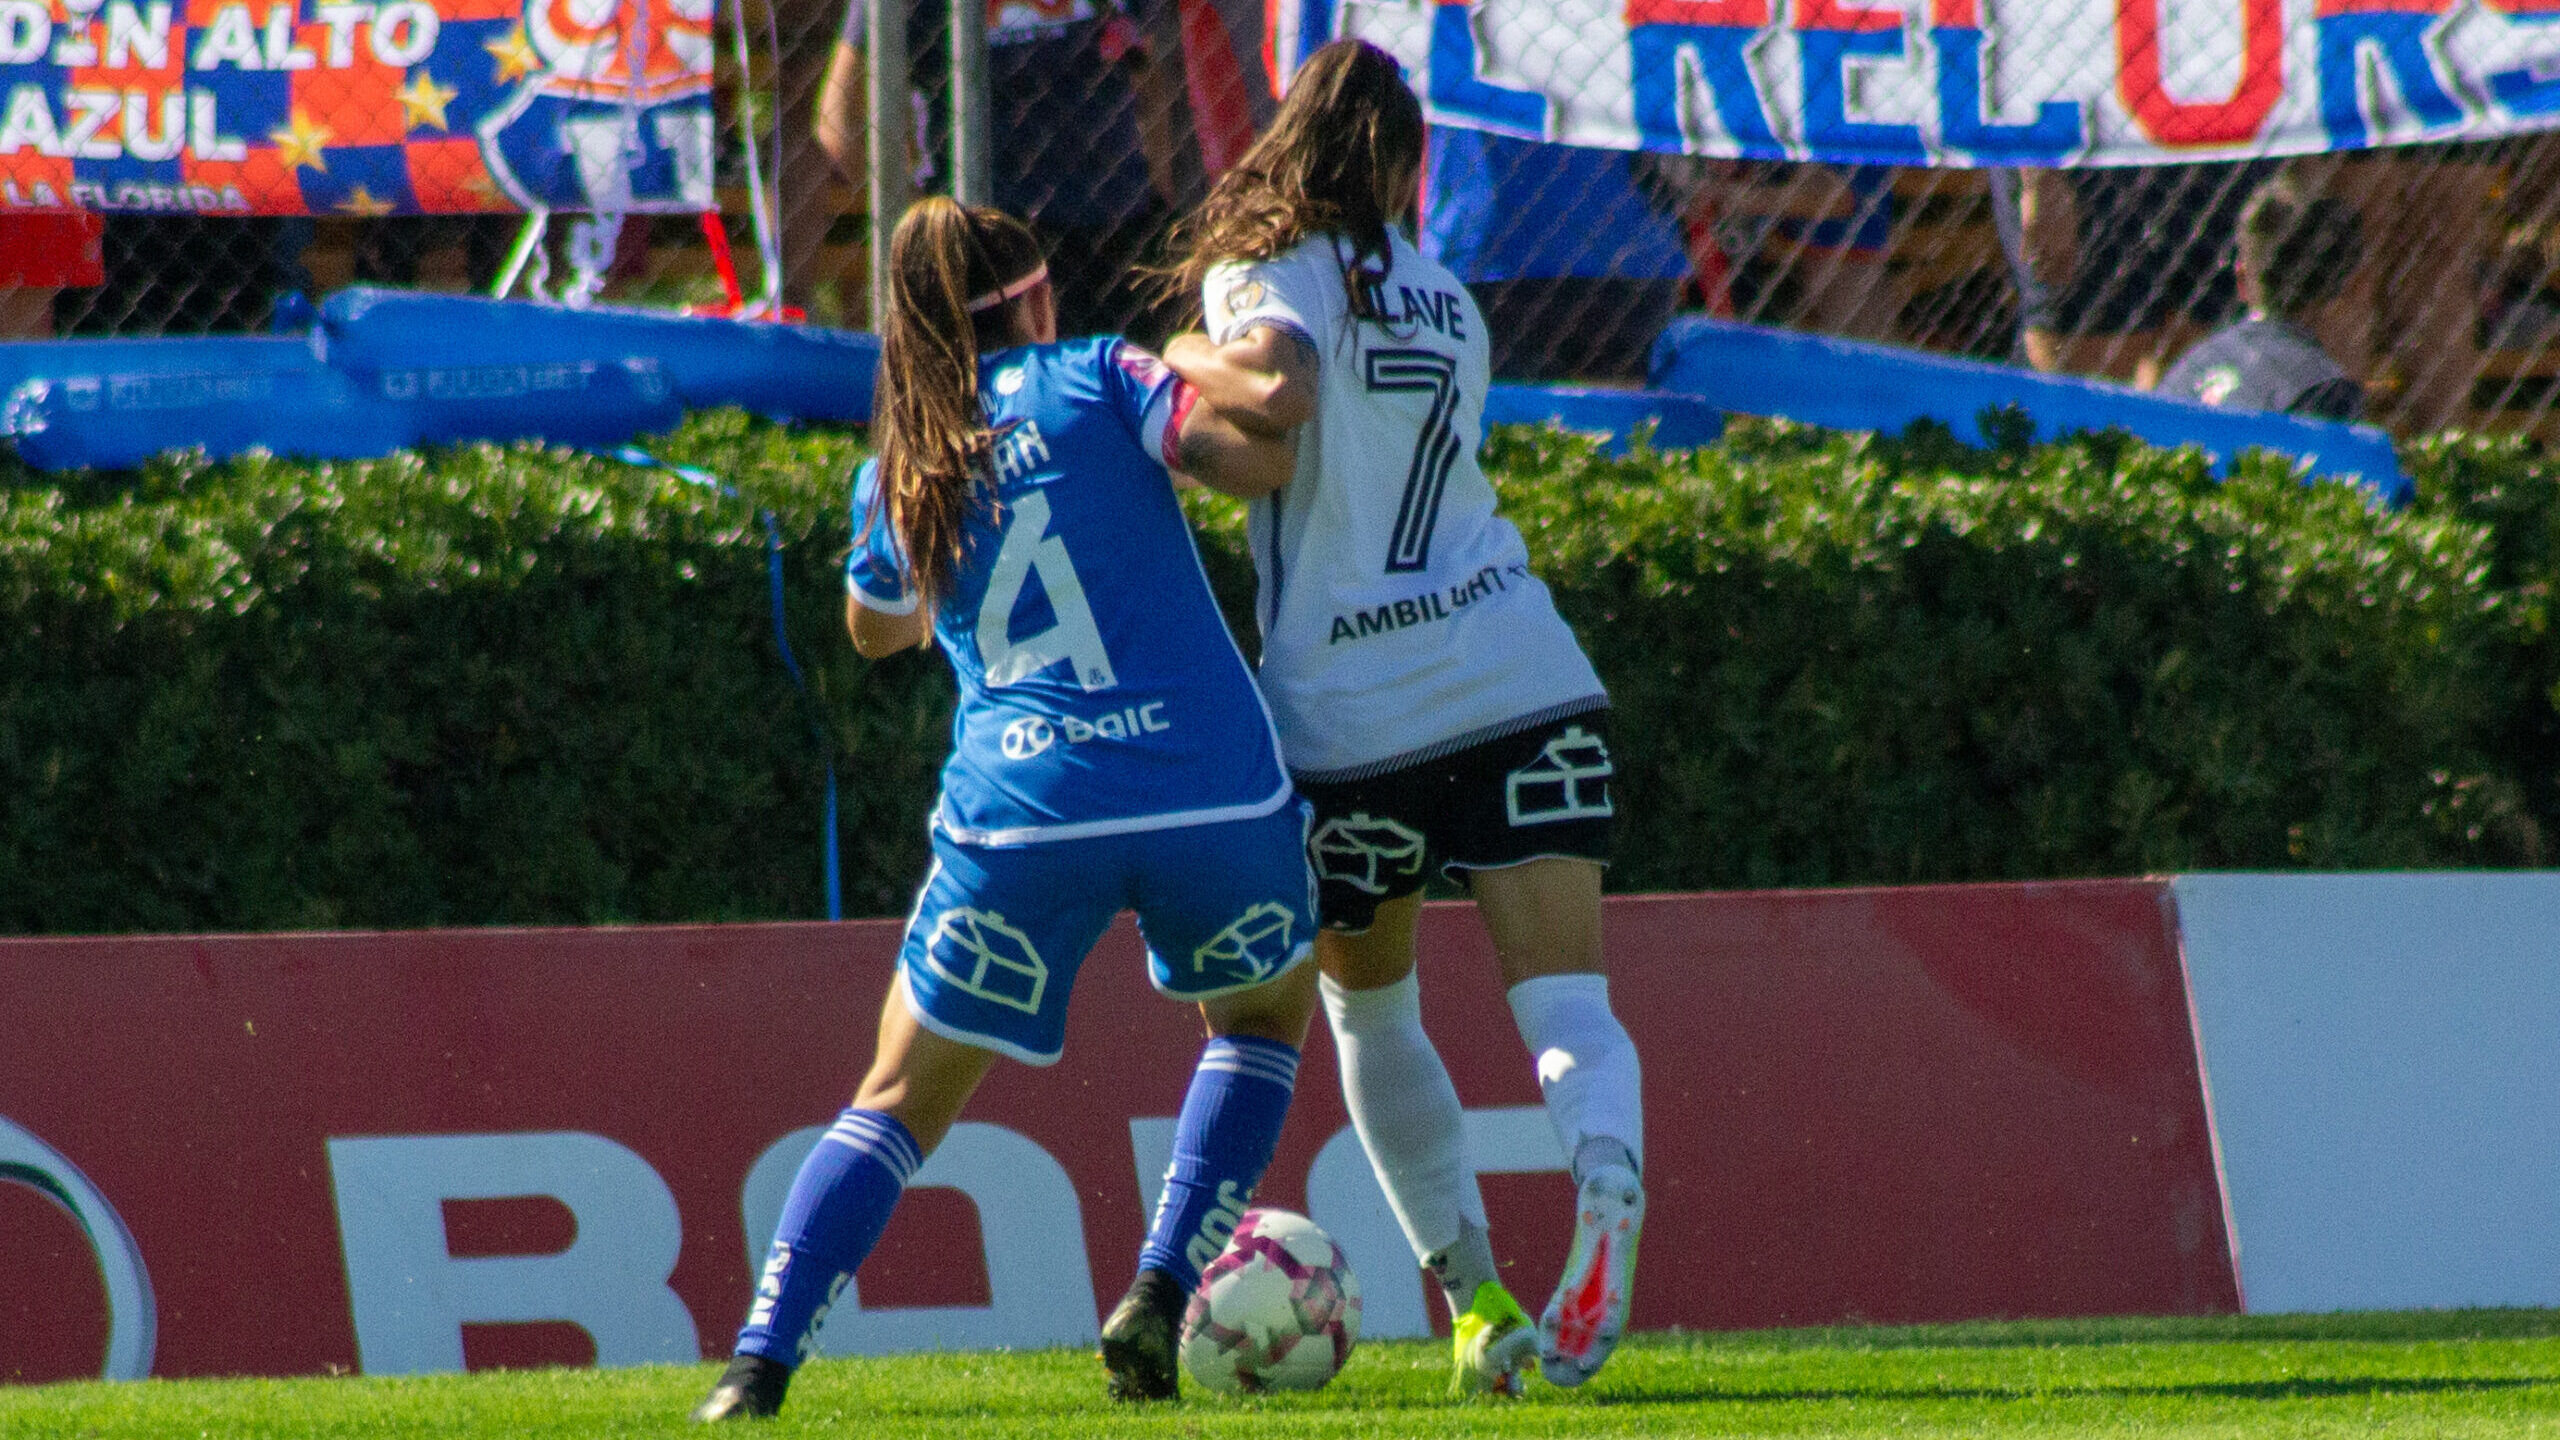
[869,197,1048,607]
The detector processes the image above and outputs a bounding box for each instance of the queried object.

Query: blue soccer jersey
[846,336,1291,847]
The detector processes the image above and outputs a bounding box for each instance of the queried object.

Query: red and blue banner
[0,0,711,214]
[1274,0,2560,165]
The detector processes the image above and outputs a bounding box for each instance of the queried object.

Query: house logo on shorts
[924,908,1048,1013]
[1506,726,1615,826]
[1311,813,1426,894]
[1192,901,1298,983]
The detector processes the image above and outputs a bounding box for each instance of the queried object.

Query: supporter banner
[0,0,712,215]
[1276,0,2560,166]
[0,882,2235,1385]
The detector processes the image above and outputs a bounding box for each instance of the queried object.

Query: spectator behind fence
[0,213,104,339]
[1421,129,1690,383]
[1992,161,2275,388]
[2154,179,2364,421]
[816,0,1188,336]
[764,0,845,318]
[2286,143,2495,435]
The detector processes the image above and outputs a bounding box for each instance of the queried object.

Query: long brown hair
[1162,38,1425,321]
[869,197,1047,606]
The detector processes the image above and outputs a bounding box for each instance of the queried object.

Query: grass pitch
[6,1311,2558,1439]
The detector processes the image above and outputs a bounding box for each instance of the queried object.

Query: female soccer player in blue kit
[694,198,1319,1419]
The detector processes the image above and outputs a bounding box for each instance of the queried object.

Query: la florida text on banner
[0,0,713,215]
[1277,0,2560,166]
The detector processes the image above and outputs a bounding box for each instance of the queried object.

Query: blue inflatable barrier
[0,335,324,404]
[1484,384,1724,453]
[4,363,415,470]
[349,357,683,448]
[317,288,882,425]
[1650,316,2411,505]
[2,290,1746,472]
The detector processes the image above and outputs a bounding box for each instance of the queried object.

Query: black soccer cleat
[693,1352,792,1422]
[1099,1266,1188,1402]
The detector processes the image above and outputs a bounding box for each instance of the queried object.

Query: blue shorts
[899,801,1317,1065]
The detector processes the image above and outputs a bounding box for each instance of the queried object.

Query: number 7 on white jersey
[978,490,1118,691]
[1366,349,1462,574]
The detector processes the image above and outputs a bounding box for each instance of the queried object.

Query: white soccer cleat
[1538,1163,1643,1388]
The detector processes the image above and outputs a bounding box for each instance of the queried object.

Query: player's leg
[1471,859,1642,1182]
[1104,805,1322,1400]
[1318,902,1538,1395]
[1303,777,1497,1321]
[700,833,1109,1420]
[1444,716,1643,1388]
[695,977,997,1420]
[1298,766,1532,1394]
[1471,867,1645,1388]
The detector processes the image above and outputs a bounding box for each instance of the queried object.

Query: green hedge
[2,412,2550,935]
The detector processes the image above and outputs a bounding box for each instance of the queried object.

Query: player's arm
[1163,326,1317,437]
[847,595,928,657]
[1172,390,1299,500]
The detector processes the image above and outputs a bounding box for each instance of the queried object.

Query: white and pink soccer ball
[1179,1208,1362,1394]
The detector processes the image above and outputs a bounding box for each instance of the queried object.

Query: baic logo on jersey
[998,704,1172,762]
[924,908,1049,1014]
[1000,717,1056,760]
[1506,727,1616,825]
[1191,902,1300,983]
[1311,813,1426,894]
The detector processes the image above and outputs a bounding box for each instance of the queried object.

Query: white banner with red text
[1274,0,2560,165]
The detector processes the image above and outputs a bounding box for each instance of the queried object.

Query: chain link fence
[1450,136,2560,440]
[11,0,2560,442]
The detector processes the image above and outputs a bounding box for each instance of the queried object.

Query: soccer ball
[1179,1208,1362,1394]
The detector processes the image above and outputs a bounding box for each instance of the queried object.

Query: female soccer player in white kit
[1160,39,1647,1395]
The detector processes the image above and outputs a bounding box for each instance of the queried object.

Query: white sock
[1320,971,1488,1277]
[1506,973,1644,1181]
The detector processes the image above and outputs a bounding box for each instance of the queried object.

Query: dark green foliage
[0,413,948,933]
[3,412,2554,934]
[1499,421,2545,885]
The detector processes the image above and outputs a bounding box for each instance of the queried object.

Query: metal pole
[866,0,911,327]
[950,0,990,207]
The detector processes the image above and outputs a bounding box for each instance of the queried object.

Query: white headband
[965,265,1049,314]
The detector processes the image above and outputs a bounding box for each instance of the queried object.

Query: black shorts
[1296,711,1618,933]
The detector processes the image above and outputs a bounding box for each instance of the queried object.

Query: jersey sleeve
[1103,339,1195,469]
[843,458,920,616]
[1204,250,1326,363]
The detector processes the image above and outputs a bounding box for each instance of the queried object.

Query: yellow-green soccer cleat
[1450,1280,1539,1397]
[1539,1163,1645,1388]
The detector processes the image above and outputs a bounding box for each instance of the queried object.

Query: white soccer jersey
[1205,231,1605,780]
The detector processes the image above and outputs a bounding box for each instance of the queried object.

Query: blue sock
[1139,1035,1300,1291]
[735,1108,924,1366]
